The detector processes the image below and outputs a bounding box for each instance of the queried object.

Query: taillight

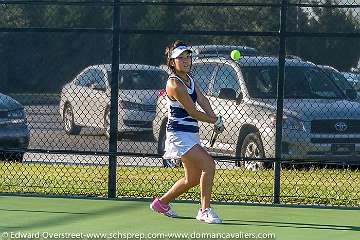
[159,89,167,97]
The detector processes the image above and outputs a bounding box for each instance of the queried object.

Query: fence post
[108,0,121,199]
[273,0,288,204]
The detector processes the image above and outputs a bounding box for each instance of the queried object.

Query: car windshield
[241,66,345,99]
[108,70,167,90]
[321,68,354,92]
[343,72,360,81]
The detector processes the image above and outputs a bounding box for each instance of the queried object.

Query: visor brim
[170,46,192,59]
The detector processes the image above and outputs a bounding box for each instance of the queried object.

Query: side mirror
[236,92,243,105]
[218,88,236,100]
[346,88,357,100]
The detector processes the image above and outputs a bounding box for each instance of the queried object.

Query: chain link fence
[0,0,359,207]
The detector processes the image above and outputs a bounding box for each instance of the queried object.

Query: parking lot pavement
[23,105,235,169]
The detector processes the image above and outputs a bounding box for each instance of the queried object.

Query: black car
[0,93,30,162]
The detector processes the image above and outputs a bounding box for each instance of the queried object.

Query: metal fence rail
[0,0,359,207]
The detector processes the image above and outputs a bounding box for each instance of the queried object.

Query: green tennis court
[0,196,359,240]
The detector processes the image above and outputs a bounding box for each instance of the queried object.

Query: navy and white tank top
[166,74,199,133]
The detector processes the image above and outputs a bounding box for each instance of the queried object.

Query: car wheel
[63,104,81,135]
[240,132,271,171]
[158,121,182,168]
[0,151,24,163]
[104,109,111,139]
[11,152,24,163]
[104,109,122,140]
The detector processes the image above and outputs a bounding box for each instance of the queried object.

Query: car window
[285,67,314,98]
[304,68,343,98]
[75,68,105,88]
[257,69,274,94]
[91,69,106,88]
[191,63,217,93]
[76,69,93,87]
[242,66,277,98]
[118,70,167,90]
[321,68,354,91]
[344,72,360,82]
[242,66,344,99]
[211,64,239,97]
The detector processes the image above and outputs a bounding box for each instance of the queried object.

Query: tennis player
[150,40,224,224]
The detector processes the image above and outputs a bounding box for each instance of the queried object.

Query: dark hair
[165,40,189,73]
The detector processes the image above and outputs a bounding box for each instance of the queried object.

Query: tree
[299,0,360,71]
[1,1,359,93]
[0,3,112,93]
[0,4,26,92]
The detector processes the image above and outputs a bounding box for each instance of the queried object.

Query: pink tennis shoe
[150,198,178,218]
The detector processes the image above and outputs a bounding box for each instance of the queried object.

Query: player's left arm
[195,84,216,118]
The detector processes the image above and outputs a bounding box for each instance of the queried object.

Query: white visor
[170,45,192,59]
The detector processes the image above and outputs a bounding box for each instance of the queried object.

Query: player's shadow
[222,219,360,231]
[174,216,360,231]
[175,216,195,220]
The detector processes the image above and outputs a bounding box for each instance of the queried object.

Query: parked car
[153,56,360,169]
[0,93,30,162]
[190,45,258,59]
[341,71,360,91]
[59,64,168,138]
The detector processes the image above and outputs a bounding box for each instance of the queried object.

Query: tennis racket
[210,116,223,147]
[209,129,218,147]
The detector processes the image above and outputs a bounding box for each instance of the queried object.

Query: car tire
[239,132,271,170]
[12,152,24,163]
[0,151,24,163]
[63,104,81,135]
[104,109,111,139]
[104,108,122,140]
[158,121,182,168]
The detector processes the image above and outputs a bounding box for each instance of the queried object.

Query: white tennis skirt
[162,131,201,160]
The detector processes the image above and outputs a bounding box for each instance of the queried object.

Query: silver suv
[153,56,360,169]
[0,93,30,162]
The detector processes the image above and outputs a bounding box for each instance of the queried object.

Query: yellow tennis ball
[230,49,241,60]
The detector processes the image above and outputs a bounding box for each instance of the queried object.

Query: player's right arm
[166,78,216,124]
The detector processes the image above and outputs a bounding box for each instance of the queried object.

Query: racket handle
[210,132,218,147]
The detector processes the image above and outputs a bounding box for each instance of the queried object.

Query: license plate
[331,144,355,153]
